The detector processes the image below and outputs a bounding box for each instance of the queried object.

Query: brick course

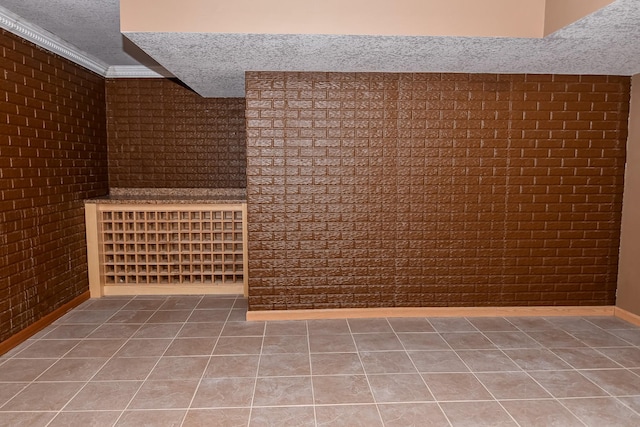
[0,29,108,342]
[106,79,246,188]
[245,72,630,310]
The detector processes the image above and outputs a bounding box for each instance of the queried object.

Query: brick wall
[106,79,246,189]
[0,30,108,342]
[245,72,629,310]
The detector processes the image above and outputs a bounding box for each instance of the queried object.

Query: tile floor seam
[113,295,203,426]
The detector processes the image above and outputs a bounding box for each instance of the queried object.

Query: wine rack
[85,203,247,297]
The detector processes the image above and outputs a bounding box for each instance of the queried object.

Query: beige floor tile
[347,318,393,333]
[475,372,551,399]
[315,404,383,427]
[147,356,209,380]
[388,317,435,332]
[368,373,434,403]
[610,329,640,346]
[307,319,351,335]
[396,332,450,350]
[570,329,632,347]
[551,347,621,369]
[213,336,263,355]
[12,339,80,358]
[42,324,98,339]
[133,323,183,339]
[528,370,609,398]
[65,381,142,410]
[440,332,496,350]
[502,348,572,371]
[93,357,159,381]
[421,373,493,401]
[526,330,586,348]
[196,297,237,309]
[183,408,250,427]
[259,353,311,376]
[597,347,640,368]
[164,338,216,356]
[360,351,417,374]
[456,350,520,372]
[66,339,127,358]
[264,320,308,336]
[147,310,193,324]
[586,317,636,330]
[160,296,202,310]
[115,339,172,357]
[618,395,640,413]
[106,310,154,324]
[262,335,309,354]
[378,402,449,427]
[482,331,542,349]
[221,321,266,336]
[408,350,470,373]
[467,317,519,332]
[205,354,260,378]
[252,376,313,406]
[0,358,57,382]
[191,377,255,408]
[0,383,27,407]
[128,379,199,409]
[440,401,518,427]
[505,317,556,331]
[580,368,640,395]
[310,352,364,375]
[353,333,404,351]
[0,411,56,427]
[561,397,640,426]
[115,409,186,426]
[177,322,225,338]
[86,324,141,339]
[501,399,585,427]
[312,375,374,404]
[428,317,476,332]
[2,382,85,411]
[308,334,356,353]
[249,406,315,427]
[37,357,108,381]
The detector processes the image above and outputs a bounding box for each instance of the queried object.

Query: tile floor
[1,295,640,426]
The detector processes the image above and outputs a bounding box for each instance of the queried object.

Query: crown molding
[0,5,109,75]
[106,65,174,79]
[0,6,172,79]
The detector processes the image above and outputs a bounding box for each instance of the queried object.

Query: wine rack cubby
[85,203,247,297]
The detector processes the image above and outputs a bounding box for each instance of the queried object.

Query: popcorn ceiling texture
[245,71,630,311]
[0,29,108,342]
[106,79,246,189]
[124,0,640,97]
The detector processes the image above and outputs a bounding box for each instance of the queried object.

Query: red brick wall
[0,30,108,342]
[245,72,629,310]
[106,79,246,188]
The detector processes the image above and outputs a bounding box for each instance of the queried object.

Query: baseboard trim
[246,305,616,321]
[614,307,640,326]
[0,291,91,356]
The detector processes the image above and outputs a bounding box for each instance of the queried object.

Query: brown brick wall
[0,30,108,342]
[245,72,629,310]
[106,79,246,188]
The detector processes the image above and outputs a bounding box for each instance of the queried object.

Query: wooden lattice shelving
[85,203,247,297]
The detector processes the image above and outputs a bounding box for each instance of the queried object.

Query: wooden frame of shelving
[85,203,248,297]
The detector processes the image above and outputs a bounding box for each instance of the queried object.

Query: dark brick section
[106,79,246,188]
[0,30,108,342]
[245,72,629,310]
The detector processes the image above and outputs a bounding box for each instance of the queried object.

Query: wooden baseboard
[0,291,91,356]
[101,284,244,296]
[246,305,616,321]
[614,307,640,326]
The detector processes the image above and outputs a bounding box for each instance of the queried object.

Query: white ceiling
[1,0,639,97]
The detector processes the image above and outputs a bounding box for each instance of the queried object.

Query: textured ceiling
[1,0,639,97]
